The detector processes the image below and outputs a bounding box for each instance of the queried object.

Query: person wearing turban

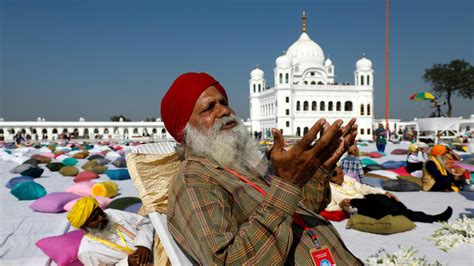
[406,143,428,178]
[423,145,465,191]
[67,197,154,265]
[161,72,362,265]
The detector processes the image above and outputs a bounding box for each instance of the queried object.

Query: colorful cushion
[360,158,379,167]
[31,154,52,163]
[368,152,384,158]
[9,164,34,174]
[46,162,65,172]
[29,192,81,213]
[346,214,416,234]
[366,170,398,180]
[381,160,406,169]
[388,166,411,176]
[59,166,79,176]
[94,157,111,166]
[91,181,118,198]
[64,181,95,196]
[87,154,104,161]
[20,167,44,178]
[319,210,349,221]
[126,152,181,213]
[63,196,112,211]
[106,169,130,180]
[73,171,99,182]
[82,160,98,170]
[390,149,408,155]
[91,165,108,174]
[35,230,84,266]
[107,197,142,211]
[6,176,34,189]
[72,151,89,159]
[112,157,127,168]
[361,176,385,188]
[123,202,143,213]
[10,182,47,200]
[382,179,421,192]
[22,158,40,167]
[62,157,78,167]
[397,175,423,187]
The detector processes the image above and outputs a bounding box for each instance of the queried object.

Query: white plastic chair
[133,142,192,266]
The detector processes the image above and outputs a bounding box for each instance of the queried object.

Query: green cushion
[62,157,78,167]
[361,158,379,167]
[11,182,47,200]
[82,160,98,171]
[59,166,79,176]
[346,214,416,235]
[107,197,142,211]
[46,162,65,172]
[91,165,108,174]
[397,175,423,187]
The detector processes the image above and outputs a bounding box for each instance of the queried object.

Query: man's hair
[347,145,359,156]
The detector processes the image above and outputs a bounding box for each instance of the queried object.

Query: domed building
[249,12,374,140]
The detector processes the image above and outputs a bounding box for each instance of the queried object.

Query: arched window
[311,81,316,85]
[367,75,370,86]
[253,84,256,93]
[367,128,371,135]
[296,101,300,111]
[328,101,333,111]
[304,81,308,85]
[161,128,166,133]
[367,104,371,115]
[303,101,309,111]
[336,101,341,111]
[303,127,309,135]
[361,128,365,135]
[360,104,364,115]
[318,81,324,85]
[258,84,261,92]
[279,73,283,84]
[53,128,58,134]
[312,101,317,111]
[344,101,353,111]
[361,75,364,85]
[285,73,289,84]
[296,127,301,136]
[320,101,325,111]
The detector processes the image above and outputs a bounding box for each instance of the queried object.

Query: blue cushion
[11,182,47,200]
[361,176,384,188]
[6,176,34,189]
[123,202,142,213]
[105,169,130,180]
[20,167,44,178]
[381,160,407,169]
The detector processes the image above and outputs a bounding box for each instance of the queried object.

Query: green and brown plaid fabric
[167,156,362,265]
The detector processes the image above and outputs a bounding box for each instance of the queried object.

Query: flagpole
[385,0,390,131]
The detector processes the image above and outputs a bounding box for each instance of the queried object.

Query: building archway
[303,127,309,135]
[296,127,301,137]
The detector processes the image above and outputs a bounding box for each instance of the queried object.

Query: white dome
[356,56,372,71]
[275,54,291,68]
[250,67,264,79]
[324,58,333,66]
[286,32,325,66]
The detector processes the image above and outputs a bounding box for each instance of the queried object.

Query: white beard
[184,115,267,177]
[85,214,117,241]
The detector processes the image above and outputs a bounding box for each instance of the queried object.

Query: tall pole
[385,0,390,131]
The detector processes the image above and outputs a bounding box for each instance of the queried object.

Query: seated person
[423,145,465,192]
[328,167,452,223]
[339,144,364,182]
[406,143,428,178]
[67,197,154,266]
[161,73,362,265]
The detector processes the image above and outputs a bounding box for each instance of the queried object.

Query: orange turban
[160,73,227,143]
[430,145,447,156]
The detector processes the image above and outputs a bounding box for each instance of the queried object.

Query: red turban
[161,72,227,143]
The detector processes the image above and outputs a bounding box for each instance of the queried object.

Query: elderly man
[161,72,361,265]
[67,196,154,266]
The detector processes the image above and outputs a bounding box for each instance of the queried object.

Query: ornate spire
[302,11,307,33]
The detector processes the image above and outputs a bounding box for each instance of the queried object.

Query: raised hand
[270,118,355,187]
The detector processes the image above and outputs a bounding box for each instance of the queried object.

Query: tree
[110,115,131,122]
[423,59,473,117]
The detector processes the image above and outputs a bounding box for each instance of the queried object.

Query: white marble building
[249,12,374,140]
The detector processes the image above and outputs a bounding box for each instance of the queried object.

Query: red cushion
[73,171,99,183]
[319,210,349,221]
[368,152,384,158]
[388,166,411,176]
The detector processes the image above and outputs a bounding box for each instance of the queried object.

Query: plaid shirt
[167,155,362,265]
[340,156,364,181]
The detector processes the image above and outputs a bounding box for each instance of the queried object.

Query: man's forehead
[196,86,226,103]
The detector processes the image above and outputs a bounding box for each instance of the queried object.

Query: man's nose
[216,104,231,118]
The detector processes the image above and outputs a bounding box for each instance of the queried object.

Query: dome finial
[256,64,259,68]
[302,11,307,33]
[362,53,366,58]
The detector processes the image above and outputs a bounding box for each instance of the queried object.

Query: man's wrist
[315,165,334,182]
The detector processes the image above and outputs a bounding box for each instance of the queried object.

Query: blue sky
[1,0,473,121]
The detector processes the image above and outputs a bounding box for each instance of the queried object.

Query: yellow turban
[67,196,99,228]
[430,145,447,156]
[408,143,418,153]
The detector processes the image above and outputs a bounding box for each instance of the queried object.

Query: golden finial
[302,11,307,33]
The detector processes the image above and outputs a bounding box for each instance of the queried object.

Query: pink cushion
[64,181,95,196]
[388,166,411,176]
[29,192,81,213]
[35,230,84,266]
[63,196,112,211]
[73,171,99,183]
[368,151,384,158]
